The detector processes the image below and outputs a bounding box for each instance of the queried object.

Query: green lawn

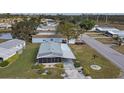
[0,43,64,79]
[0,54,19,67]
[70,45,120,78]
[0,39,8,43]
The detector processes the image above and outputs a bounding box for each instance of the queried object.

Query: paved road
[63,59,85,79]
[81,34,124,72]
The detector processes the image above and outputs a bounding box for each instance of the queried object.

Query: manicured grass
[0,39,7,43]
[70,45,120,78]
[0,54,19,67]
[113,46,124,54]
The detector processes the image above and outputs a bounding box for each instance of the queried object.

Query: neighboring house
[0,23,12,30]
[36,42,76,63]
[0,39,26,62]
[36,24,57,32]
[32,34,65,43]
[105,30,124,37]
[37,19,58,33]
[32,19,64,43]
[96,25,119,33]
[0,33,13,39]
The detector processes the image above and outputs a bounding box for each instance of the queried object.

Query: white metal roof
[37,42,76,59]
[0,33,12,39]
[0,39,25,49]
[107,30,124,35]
[0,23,12,28]
[37,43,63,58]
[36,23,57,31]
[96,26,119,32]
[61,44,76,59]
[0,47,16,60]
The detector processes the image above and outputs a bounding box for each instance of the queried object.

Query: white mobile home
[37,42,76,63]
[0,39,26,62]
[96,26,119,33]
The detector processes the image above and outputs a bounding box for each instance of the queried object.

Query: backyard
[70,44,120,78]
[0,43,64,79]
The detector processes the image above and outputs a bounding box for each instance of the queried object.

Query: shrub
[39,64,45,69]
[31,65,40,69]
[0,61,9,67]
[74,62,81,68]
[36,69,44,74]
[83,67,90,76]
[47,69,52,75]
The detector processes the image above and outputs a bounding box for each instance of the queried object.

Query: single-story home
[0,39,26,62]
[96,25,119,33]
[0,33,13,39]
[36,42,76,63]
[32,34,65,43]
[105,30,124,37]
[36,24,57,31]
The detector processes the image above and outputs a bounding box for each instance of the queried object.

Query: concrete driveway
[63,59,85,79]
[81,34,124,72]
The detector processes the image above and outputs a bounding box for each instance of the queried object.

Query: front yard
[70,45,120,78]
[0,43,64,79]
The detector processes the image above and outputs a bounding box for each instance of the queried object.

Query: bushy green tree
[79,19,95,32]
[12,17,40,41]
[57,22,76,43]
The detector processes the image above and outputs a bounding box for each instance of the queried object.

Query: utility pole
[96,15,100,24]
[105,15,108,24]
[86,14,89,20]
